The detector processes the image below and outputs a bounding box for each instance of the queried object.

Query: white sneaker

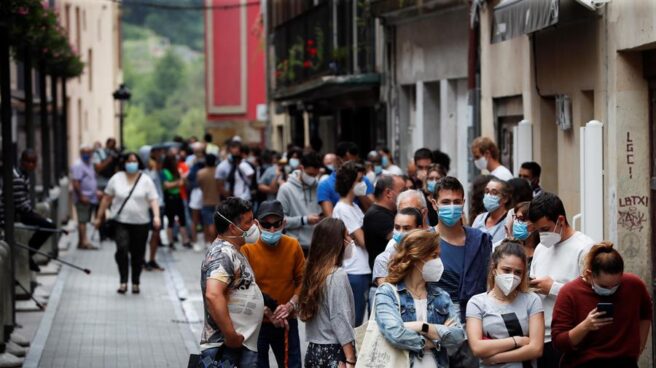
[6,340,27,357]
[10,331,30,347]
[0,352,23,368]
[193,242,204,252]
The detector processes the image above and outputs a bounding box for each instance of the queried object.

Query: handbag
[355,282,410,368]
[103,173,142,240]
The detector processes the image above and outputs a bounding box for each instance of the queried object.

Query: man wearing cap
[241,200,305,368]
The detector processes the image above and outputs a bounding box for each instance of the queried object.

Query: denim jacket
[374,281,466,368]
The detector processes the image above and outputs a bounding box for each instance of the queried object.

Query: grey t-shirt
[305,267,355,345]
[257,165,277,201]
[466,291,543,368]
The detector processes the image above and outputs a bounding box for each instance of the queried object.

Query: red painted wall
[205,0,265,122]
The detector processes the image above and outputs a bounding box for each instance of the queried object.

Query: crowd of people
[3,132,650,368]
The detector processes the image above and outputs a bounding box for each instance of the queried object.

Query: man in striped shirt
[0,150,57,272]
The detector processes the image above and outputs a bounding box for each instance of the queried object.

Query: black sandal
[117,284,127,294]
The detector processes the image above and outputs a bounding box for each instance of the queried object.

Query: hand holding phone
[596,302,614,318]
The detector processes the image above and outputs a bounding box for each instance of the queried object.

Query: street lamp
[112,84,131,149]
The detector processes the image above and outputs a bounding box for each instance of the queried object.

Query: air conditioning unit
[575,0,611,11]
[556,94,572,131]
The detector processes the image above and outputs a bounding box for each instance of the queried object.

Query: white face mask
[353,181,367,197]
[216,211,260,244]
[474,156,488,171]
[420,258,444,282]
[495,273,521,296]
[539,219,562,248]
[301,172,317,187]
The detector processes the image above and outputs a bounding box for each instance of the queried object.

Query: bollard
[12,229,33,299]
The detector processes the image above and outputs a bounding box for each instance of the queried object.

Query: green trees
[121,13,205,150]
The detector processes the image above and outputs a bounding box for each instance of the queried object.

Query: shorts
[164,193,186,228]
[75,202,95,223]
[201,206,217,226]
[189,188,203,210]
[148,207,165,230]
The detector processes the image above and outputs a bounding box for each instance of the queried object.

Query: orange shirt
[241,234,305,306]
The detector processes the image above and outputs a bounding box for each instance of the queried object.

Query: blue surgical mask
[381,156,390,167]
[374,165,383,175]
[512,220,529,240]
[326,164,335,172]
[591,280,619,296]
[483,193,501,212]
[125,162,139,174]
[392,229,404,244]
[81,153,91,162]
[438,205,463,227]
[427,180,437,193]
[260,229,283,245]
[289,158,300,169]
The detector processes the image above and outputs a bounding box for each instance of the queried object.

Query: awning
[492,0,559,43]
[272,73,381,102]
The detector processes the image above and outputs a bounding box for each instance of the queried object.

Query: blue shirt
[437,240,465,302]
[316,172,374,206]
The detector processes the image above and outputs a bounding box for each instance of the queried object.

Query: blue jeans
[200,346,258,368]
[347,273,371,327]
[256,319,301,368]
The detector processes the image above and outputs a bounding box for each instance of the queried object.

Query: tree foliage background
[121,0,206,150]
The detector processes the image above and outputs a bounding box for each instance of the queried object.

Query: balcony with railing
[271,0,378,100]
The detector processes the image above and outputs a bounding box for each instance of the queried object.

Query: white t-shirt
[215,159,254,200]
[105,172,159,225]
[332,201,371,275]
[529,231,595,341]
[490,165,514,181]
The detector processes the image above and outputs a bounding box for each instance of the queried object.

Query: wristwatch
[421,323,430,333]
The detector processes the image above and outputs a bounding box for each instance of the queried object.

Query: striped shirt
[0,167,33,224]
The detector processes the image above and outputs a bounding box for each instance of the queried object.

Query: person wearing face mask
[276,152,323,253]
[424,165,447,227]
[332,161,372,327]
[379,147,403,176]
[95,152,161,294]
[299,218,357,368]
[471,137,513,180]
[200,197,267,368]
[430,176,492,366]
[412,148,433,189]
[466,241,545,368]
[518,162,542,198]
[374,230,465,368]
[502,202,539,271]
[215,140,255,201]
[472,177,512,243]
[526,192,595,368]
[241,200,305,368]
[551,242,652,368]
[71,144,99,250]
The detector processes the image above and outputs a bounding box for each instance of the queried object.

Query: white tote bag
[355,283,410,368]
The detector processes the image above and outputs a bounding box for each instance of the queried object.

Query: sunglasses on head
[259,219,283,229]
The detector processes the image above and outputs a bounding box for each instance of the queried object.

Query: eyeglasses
[259,220,283,229]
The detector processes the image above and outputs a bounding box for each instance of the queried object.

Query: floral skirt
[304,343,345,368]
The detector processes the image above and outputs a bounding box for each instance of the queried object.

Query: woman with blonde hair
[374,229,464,368]
[299,218,357,368]
[551,242,651,368]
[466,240,544,367]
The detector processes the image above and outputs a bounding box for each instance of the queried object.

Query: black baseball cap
[256,200,284,221]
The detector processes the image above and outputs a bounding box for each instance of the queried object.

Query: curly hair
[298,218,347,321]
[335,161,364,197]
[386,230,441,284]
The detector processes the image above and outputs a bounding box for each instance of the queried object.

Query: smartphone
[597,302,614,318]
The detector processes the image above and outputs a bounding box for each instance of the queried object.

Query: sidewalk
[23,239,198,368]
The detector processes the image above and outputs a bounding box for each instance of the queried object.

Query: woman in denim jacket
[375,229,465,368]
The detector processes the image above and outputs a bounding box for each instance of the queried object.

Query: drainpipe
[467,0,481,181]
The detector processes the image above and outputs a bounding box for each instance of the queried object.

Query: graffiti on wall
[618,207,646,232]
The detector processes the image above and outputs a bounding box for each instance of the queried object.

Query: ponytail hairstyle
[487,240,529,292]
[584,241,624,276]
[386,230,440,284]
